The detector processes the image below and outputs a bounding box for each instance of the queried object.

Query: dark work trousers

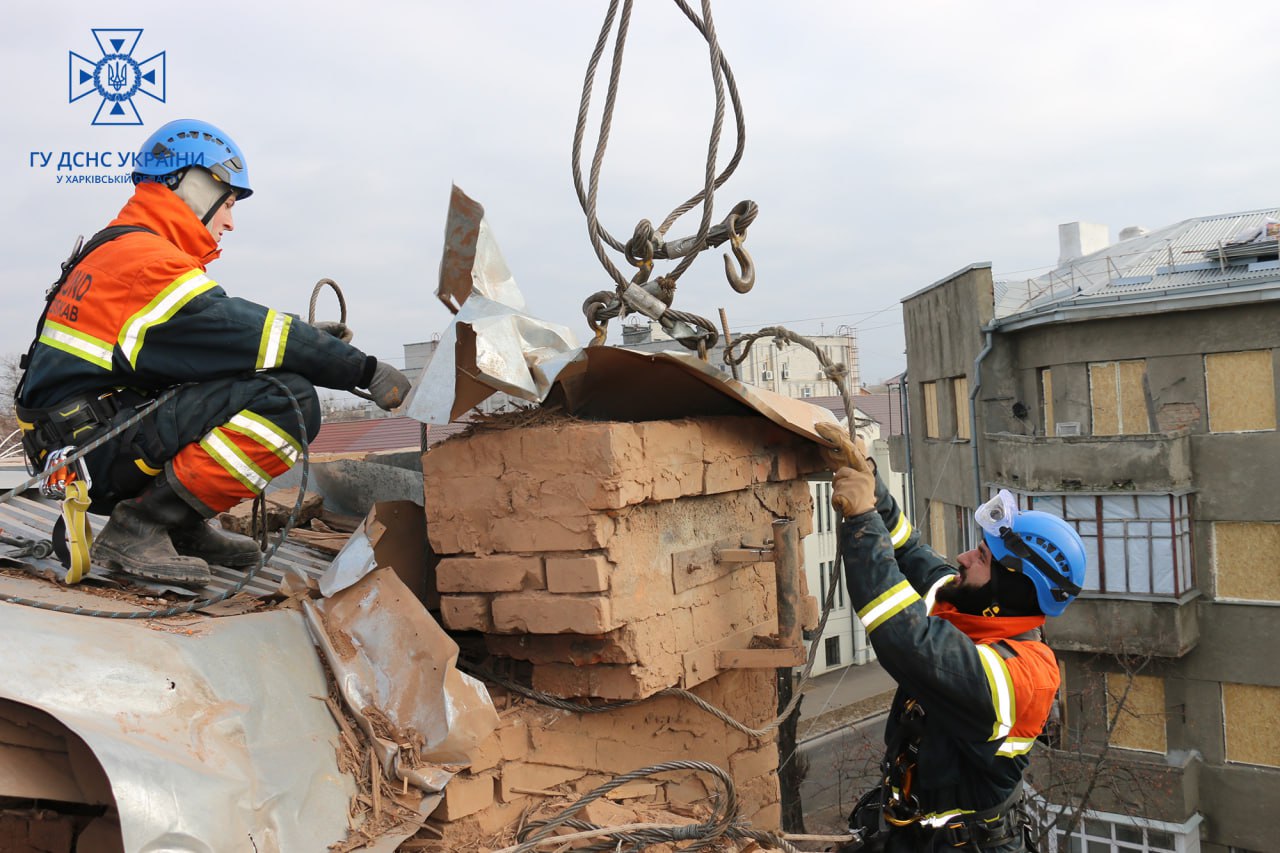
[81,372,321,516]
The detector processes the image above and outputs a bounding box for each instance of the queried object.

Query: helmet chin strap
[172,167,234,225]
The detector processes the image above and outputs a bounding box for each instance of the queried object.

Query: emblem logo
[69,29,166,126]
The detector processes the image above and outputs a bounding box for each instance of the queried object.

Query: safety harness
[13,225,155,583]
[847,629,1043,852]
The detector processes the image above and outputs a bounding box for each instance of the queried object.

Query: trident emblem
[106,60,129,92]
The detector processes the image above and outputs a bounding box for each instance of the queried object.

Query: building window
[1089,359,1150,435]
[824,635,842,667]
[922,381,940,438]
[953,376,971,440]
[952,504,973,553]
[1039,367,1055,436]
[1015,493,1193,597]
[812,482,834,534]
[818,560,844,609]
[1223,682,1280,768]
[1107,673,1167,753]
[1213,522,1280,602]
[1205,349,1275,433]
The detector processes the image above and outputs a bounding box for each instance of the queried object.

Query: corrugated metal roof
[995,207,1280,321]
[311,417,468,454]
[0,492,334,599]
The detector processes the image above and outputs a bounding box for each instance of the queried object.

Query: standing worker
[816,424,1086,852]
[15,119,410,588]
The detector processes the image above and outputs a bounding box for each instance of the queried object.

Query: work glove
[313,321,354,343]
[816,423,877,518]
[366,362,411,411]
[815,422,869,472]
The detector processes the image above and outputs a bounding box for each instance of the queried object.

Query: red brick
[489,514,616,552]
[545,554,611,593]
[437,555,544,593]
[431,772,494,821]
[440,594,493,631]
[498,719,530,762]
[491,591,614,634]
[729,742,780,783]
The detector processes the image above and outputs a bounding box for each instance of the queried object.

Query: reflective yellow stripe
[997,736,1037,757]
[39,320,114,370]
[200,429,270,493]
[919,808,976,827]
[889,511,912,549]
[924,573,956,614]
[133,458,162,476]
[256,309,292,369]
[857,579,920,633]
[119,270,217,367]
[225,410,300,465]
[977,644,1015,742]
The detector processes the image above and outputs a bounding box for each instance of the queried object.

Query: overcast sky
[5,2,1279,389]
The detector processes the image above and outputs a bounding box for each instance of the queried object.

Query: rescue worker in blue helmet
[16,119,411,589]
[814,423,1086,852]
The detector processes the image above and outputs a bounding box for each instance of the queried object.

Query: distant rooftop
[995,207,1280,328]
[311,417,467,454]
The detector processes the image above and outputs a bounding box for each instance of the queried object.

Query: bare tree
[0,354,22,456]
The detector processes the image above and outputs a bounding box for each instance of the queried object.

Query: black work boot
[91,476,211,588]
[171,518,261,568]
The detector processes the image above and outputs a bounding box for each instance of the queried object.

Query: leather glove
[832,464,877,518]
[815,422,869,471]
[313,321,353,343]
[366,362,411,411]
[816,423,877,517]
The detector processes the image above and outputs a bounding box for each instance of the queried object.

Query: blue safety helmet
[131,119,252,199]
[983,510,1086,618]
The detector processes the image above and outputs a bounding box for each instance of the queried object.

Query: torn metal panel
[0,605,354,852]
[549,346,839,442]
[306,567,498,791]
[403,185,581,424]
[319,500,430,604]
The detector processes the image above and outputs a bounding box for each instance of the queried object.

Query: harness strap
[14,225,156,403]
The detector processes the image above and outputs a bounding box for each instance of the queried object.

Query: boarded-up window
[1090,360,1149,435]
[928,500,947,552]
[1206,350,1276,433]
[1214,522,1280,602]
[1107,673,1166,753]
[1040,368,1055,435]
[922,382,940,438]
[953,376,971,440]
[1224,682,1280,767]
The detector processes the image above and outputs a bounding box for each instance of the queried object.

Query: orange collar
[109,182,221,266]
[932,600,1045,643]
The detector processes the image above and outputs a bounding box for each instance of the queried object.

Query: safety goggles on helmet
[976,490,1087,617]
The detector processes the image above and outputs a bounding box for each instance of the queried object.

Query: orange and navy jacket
[838,477,1059,822]
[19,182,375,409]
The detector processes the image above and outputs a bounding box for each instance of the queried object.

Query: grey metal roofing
[994,207,1280,326]
[0,491,335,600]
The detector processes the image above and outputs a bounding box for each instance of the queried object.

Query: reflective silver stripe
[857,580,920,633]
[200,430,270,493]
[924,573,956,614]
[977,644,1015,742]
[997,736,1037,757]
[227,412,300,464]
[889,511,912,548]
[119,270,217,367]
[257,309,292,369]
[39,321,113,369]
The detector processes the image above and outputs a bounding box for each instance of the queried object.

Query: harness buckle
[40,446,92,500]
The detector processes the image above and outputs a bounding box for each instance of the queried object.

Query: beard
[935,578,997,615]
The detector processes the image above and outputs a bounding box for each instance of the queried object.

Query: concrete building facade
[895,210,1280,852]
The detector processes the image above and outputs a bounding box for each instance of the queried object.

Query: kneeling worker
[16,119,410,588]
[817,425,1086,852]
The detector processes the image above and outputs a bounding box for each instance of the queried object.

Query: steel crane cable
[572,0,752,346]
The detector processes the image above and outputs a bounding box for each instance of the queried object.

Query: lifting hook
[723,212,755,294]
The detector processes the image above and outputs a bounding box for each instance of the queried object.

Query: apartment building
[896,212,1280,852]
